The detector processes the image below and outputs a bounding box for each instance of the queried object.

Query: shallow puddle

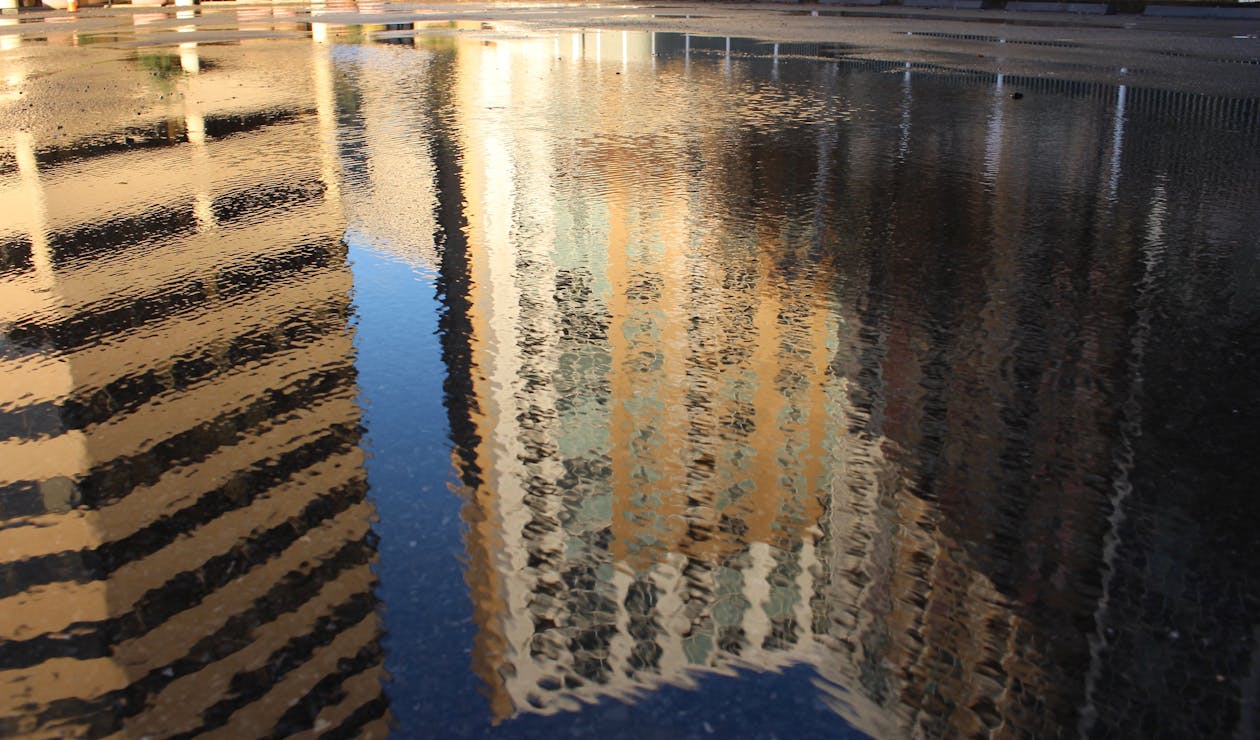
[1,18,1259,739]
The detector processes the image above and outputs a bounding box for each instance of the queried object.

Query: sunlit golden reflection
[0,38,387,738]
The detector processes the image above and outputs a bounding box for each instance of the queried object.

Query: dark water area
[1,22,1259,739]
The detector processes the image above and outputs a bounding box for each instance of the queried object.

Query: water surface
[1,19,1259,739]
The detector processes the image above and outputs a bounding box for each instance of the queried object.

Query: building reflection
[423,29,1260,738]
[441,31,847,719]
[1,18,1256,739]
[0,39,387,737]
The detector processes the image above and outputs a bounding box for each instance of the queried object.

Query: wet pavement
[1,4,1259,739]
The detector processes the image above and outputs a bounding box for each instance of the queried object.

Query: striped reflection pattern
[0,38,386,739]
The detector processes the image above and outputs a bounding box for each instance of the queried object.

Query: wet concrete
[0,1,1258,96]
[1,4,1259,739]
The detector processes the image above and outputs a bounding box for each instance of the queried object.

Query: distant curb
[800,0,1260,18]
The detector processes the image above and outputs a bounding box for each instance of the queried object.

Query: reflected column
[178,9,200,74]
[14,134,54,292]
[179,25,215,233]
[312,25,341,204]
[897,63,912,161]
[1108,85,1127,200]
[982,74,1005,187]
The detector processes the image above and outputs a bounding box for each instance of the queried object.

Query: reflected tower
[437,31,853,722]
[397,26,1260,740]
[0,40,388,737]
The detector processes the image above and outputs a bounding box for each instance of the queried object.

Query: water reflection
[398,30,1260,738]
[0,20,1258,740]
[0,41,387,738]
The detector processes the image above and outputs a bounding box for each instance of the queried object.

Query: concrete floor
[1,1,1258,97]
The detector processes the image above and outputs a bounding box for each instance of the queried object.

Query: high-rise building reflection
[426,29,1260,738]
[0,39,387,738]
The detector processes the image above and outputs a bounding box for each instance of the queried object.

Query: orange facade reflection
[0,39,387,738]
